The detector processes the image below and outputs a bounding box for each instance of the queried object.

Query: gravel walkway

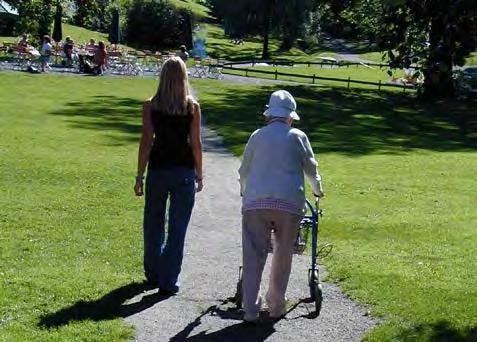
[124,126,377,341]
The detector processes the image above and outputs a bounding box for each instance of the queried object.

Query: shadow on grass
[395,321,477,342]
[199,84,477,156]
[38,281,170,328]
[49,95,143,144]
[48,87,476,156]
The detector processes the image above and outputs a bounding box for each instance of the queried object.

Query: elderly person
[238,90,324,322]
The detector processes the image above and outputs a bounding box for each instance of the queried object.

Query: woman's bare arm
[190,101,203,192]
[134,101,154,196]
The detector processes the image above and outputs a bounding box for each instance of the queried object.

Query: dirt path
[124,126,377,341]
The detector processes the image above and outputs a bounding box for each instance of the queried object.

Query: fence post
[252,59,255,67]
[246,69,248,77]
[275,69,278,80]
[313,74,315,84]
[308,62,310,67]
[378,80,382,92]
[347,76,351,90]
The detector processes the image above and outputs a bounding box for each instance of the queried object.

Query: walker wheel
[309,270,323,315]
[313,283,323,314]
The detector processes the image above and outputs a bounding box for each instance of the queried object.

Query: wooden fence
[220,60,416,92]
[225,59,391,69]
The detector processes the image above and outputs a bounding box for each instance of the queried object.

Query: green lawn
[0,73,156,341]
[1,23,106,45]
[203,24,335,61]
[358,50,477,67]
[1,23,130,51]
[195,80,477,341]
[169,0,210,18]
[1,72,476,341]
[224,64,406,90]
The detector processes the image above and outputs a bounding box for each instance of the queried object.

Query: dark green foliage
[125,0,193,50]
[8,0,54,42]
[315,0,477,98]
[52,3,63,43]
[209,0,313,59]
[73,0,99,28]
[108,8,120,44]
[38,0,54,38]
[377,0,477,97]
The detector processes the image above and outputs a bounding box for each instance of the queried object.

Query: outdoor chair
[190,57,208,78]
[207,58,225,79]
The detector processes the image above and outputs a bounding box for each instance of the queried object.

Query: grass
[224,64,406,90]
[1,23,131,50]
[0,72,157,341]
[1,23,107,45]
[193,79,477,341]
[169,0,210,19]
[1,70,476,341]
[203,24,335,61]
[62,23,108,45]
[358,51,477,67]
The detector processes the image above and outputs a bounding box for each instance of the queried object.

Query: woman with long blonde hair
[134,57,203,295]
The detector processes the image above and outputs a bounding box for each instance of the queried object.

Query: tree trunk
[261,12,271,60]
[423,13,454,97]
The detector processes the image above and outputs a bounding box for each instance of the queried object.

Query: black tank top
[148,105,194,170]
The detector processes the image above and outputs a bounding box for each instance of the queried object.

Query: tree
[8,0,54,41]
[125,0,193,50]
[73,0,99,27]
[210,0,313,59]
[377,0,477,97]
[38,0,54,38]
[278,0,313,50]
[341,0,384,40]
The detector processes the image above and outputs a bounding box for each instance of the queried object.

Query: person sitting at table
[16,34,29,52]
[63,36,74,67]
[176,45,189,62]
[93,41,107,75]
[39,35,52,72]
[86,38,96,54]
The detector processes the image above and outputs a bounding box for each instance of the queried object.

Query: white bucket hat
[263,90,300,121]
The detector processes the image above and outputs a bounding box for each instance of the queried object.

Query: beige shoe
[267,296,288,319]
[269,306,287,319]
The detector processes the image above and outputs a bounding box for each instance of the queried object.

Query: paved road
[124,126,377,341]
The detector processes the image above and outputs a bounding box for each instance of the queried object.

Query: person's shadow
[38,281,171,329]
[169,297,316,341]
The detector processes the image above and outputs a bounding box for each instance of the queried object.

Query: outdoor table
[27,48,40,57]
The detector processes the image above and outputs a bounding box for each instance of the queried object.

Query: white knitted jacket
[238,121,322,212]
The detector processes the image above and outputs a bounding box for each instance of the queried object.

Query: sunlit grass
[193,78,477,341]
[223,64,406,91]
[1,71,476,341]
[169,0,210,18]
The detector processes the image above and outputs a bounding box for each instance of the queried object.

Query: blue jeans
[143,167,196,292]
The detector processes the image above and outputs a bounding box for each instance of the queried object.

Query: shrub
[125,0,193,51]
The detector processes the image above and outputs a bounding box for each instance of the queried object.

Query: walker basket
[267,217,312,255]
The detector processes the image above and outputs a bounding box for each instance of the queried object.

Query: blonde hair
[151,57,192,115]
